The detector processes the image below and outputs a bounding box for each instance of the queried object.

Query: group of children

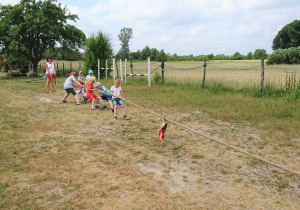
[62,69,128,120]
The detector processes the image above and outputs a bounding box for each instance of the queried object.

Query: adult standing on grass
[62,72,83,105]
[45,57,56,93]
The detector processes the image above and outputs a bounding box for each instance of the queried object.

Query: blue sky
[3,0,300,56]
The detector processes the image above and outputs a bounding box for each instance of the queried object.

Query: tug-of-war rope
[120,97,300,177]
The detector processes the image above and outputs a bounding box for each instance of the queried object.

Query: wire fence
[155,60,300,89]
[6,59,300,91]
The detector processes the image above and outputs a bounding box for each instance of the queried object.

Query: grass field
[0,62,299,209]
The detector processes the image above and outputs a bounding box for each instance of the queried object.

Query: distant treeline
[119,46,268,62]
[45,45,300,64]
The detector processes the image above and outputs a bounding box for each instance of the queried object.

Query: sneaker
[114,116,117,120]
[76,102,82,105]
[91,107,96,110]
[61,100,67,103]
[100,105,107,110]
[46,91,49,93]
[95,104,100,108]
[123,115,129,119]
[111,108,114,113]
[82,100,86,104]
[52,90,56,93]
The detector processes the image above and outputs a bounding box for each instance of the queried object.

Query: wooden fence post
[56,62,59,75]
[63,63,65,75]
[259,57,264,93]
[161,60,165,84]
[202,60,207,89]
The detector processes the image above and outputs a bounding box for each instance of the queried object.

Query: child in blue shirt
[95,82,114,112]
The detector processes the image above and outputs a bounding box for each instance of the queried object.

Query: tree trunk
[31,60,39,76]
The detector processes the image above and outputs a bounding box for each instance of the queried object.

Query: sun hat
[88,69,94,74]
[95,82,102,86]
[70,72,77,75]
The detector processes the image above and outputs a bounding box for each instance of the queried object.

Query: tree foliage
[253,49,267,59]
[84,31,113,78]
[44,46,82,61]
[117,27,133,59]
[272,20,300,50]
[231,52,244,60]
[0,0,85,75]
[267,47,300,64]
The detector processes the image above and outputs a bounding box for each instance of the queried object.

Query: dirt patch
[38,97,56,103]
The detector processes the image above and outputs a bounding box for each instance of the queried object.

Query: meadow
[0,60,299,209]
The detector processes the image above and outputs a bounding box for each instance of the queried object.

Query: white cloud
[2,0,300,55]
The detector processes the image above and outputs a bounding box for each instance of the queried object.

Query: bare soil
[0,80,299,209]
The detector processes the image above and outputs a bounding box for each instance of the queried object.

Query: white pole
[125,59,127,84]
[113,58,116,80]
[148,58,151,87]
[105,59,108,79]
[120,59,123,81]
[98,59,100,81]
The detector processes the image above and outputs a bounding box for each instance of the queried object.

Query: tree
[0,0,86,75]
[231,52,244,60]
[272,20,300,50]
[141,46,151,60]
[156,49,167,61]
[118,27,133,59]
[44,46,81,60]
[84,31,113,78]
[253,49,267,59]
[246,52,253,60]
[150,48,158,61]
[208,54,214,60]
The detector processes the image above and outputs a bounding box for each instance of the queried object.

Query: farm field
[34,59,300,89]
[0,62,299,209]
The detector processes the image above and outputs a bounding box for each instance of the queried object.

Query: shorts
[46,74,56,79]
[112,98,124,106]
[87,94,98,101]
[65,88,76,96]
[101,94,112,101]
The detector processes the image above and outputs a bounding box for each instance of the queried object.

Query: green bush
[153,72,162,84]
[267,47,300,64]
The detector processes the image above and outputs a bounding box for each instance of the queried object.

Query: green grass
[0,71,299,209]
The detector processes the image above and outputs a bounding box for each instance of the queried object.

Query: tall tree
[150,48,158,61]
[253,49,267,59]
[0,0,86,75]
[84,31,113,78]
[272,20,300,50]
[246,52,253,60]
[118,27,133,59]
[141,46,151,60]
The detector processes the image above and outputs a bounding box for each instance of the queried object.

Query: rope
[150,65,162,74]
[209,65,261,71]
[266,65,300,71]
[166,66,203,71]
[121,97,300,177]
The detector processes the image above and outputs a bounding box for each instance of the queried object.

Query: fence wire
[154,61,300,88]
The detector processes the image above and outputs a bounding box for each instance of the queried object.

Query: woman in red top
[86,78,99,110]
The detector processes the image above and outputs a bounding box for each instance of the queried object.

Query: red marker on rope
[158,117,168,143]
